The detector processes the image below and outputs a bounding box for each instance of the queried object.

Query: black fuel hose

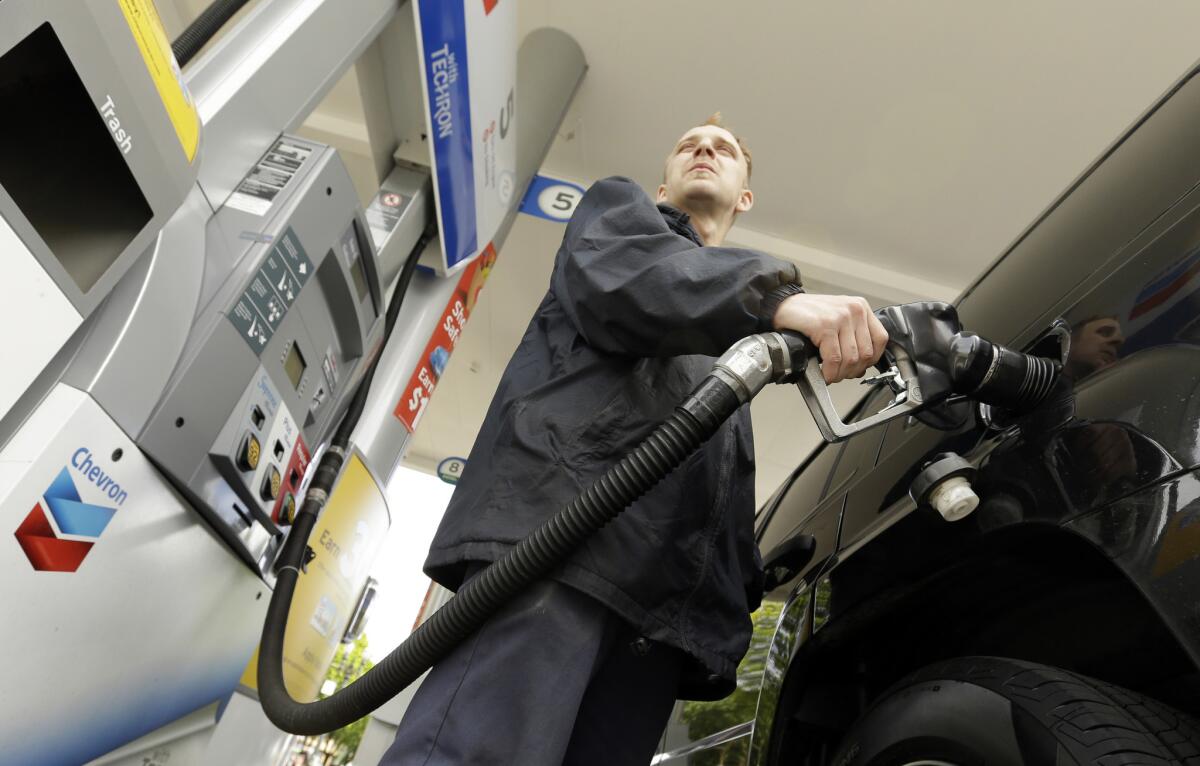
[259,326,791,733]
[259,222,432,729]
[172,0,255,68]
[948,333,1059,411]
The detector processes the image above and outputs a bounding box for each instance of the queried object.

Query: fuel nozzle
[787,301,1063,442]
[876,301,1061,414]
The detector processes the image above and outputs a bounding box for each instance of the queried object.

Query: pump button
[281,493,297,525]
[238,433,261,472]
[261,465,282,501]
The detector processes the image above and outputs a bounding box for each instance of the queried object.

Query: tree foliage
[319,635,374,764]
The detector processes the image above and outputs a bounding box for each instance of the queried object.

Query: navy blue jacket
[424,176,804,699]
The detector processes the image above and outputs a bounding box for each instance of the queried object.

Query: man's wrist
[761,283,805,331]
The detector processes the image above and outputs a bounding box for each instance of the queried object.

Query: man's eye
[679,144,694,153]
[719,146,734,155]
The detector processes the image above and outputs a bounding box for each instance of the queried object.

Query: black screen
[0,23,153,293]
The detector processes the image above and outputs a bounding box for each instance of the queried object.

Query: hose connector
[711,334,775,403]
[711,332,807,404]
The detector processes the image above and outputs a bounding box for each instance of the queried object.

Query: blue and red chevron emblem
[14,467,117,572]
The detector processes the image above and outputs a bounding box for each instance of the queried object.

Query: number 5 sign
[519,174,587,223]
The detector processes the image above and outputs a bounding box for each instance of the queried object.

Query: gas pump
[0,2,584,764]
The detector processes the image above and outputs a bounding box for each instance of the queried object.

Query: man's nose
[692,140,716,158]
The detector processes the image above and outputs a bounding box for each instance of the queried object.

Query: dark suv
[654,66,1200,765]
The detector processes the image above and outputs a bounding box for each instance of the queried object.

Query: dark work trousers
[380,570,684,765]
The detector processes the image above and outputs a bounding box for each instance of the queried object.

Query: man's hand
[773,294,889,383]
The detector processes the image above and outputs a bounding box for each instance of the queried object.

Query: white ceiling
[524,1,1200,298]
[410,1,1200,505]
[164,0,1200,504]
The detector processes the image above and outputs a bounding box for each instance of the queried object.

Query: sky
[361,465,456,663]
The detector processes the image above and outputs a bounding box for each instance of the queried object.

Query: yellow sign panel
[117,0,200,162]
[242,454,390,699]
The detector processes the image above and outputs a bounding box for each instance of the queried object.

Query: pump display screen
[284,343,306,389]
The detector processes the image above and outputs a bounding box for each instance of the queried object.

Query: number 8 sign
[438,456,467,485]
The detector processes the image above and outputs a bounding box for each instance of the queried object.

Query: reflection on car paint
[666,603,781,765]
[813,576,832,633]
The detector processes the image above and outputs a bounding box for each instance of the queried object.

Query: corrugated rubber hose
[259,350,745,733]
[257,224,779,734]
[172,0,255,68]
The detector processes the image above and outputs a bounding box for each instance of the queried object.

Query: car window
[756,441,841,559]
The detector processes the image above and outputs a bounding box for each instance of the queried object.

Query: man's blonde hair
[664,112,753,183]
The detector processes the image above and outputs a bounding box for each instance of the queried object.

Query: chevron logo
[14,466,117,572]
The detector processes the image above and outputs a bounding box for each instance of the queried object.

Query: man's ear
[656,184,669,203]
[736,187,754,213]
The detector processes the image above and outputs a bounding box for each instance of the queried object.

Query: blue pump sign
[519,174,586,223]
[413,0,517,274]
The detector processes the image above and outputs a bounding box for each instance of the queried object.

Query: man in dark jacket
[383,115,887,765]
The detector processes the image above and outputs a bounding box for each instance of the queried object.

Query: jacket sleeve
[551,176,804,357]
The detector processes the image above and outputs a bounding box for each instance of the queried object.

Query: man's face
[1070,317,1125,375]
[657,125,753,217]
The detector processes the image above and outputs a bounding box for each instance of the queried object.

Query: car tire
[828,656,1200,766]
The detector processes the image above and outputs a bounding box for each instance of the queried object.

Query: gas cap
[910,452,979,522]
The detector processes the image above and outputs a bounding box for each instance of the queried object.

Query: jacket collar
[657,203,704,246]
